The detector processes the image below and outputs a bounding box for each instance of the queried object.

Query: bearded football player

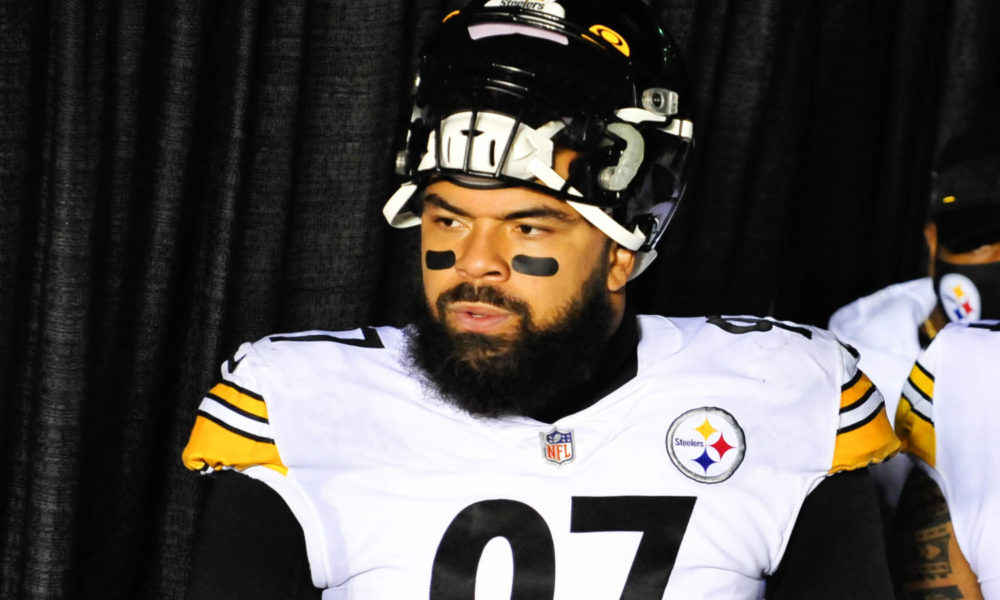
[183,1,899,598]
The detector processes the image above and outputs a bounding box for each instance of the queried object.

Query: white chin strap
[383,110,660,274]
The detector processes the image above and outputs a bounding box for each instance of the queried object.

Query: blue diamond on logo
[692,449,717,474]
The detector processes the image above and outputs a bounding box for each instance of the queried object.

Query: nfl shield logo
[540,427,575,465]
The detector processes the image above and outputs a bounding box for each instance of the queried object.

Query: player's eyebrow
[424,192,576,223]
[424,193,471,217]
[503,206,575,222]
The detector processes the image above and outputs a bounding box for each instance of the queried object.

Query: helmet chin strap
[383,150,437,228]
[523,157,645,251]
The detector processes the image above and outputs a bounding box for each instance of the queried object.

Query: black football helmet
[383,0,695,277]
[929,121,1000,253]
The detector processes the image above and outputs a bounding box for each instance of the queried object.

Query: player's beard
[406,262,614,420]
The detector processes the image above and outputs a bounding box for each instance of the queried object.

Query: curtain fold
[2,1,998,598]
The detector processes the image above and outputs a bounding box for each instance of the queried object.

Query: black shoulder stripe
[216,380,264,402]
[840,369,863,392]
[205,392,269,424]
[269,326,384,348]
[839,340,860,359]
[839,383,876,414]
[196,410,275,444]
[914,360,934,383]
[905,375,933,404]
[904,397,934,425]
[837,399,884,435]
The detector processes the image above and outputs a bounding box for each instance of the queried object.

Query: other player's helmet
[929,122,1000,253]
[383,0,695,278]
[928,121,1000,322]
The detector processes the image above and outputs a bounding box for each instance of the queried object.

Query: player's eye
[516,224,546,236]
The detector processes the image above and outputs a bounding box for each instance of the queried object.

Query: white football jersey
[183,315,898,599]
[896,320,1000,596]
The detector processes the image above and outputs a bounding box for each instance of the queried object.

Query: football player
[830,121,1000,422]
[182,1,899,597]
[828,124,1000,531]
[894,320,1000,598]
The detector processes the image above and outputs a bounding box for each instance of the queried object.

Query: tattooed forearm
[892,469,983,600]
[904,475,954,582]
[907,586,964,600]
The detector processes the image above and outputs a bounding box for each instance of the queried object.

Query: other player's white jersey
[828,277,936,415]
[896,320,1000,596]
[183,315,898,599]
[828,278,936,514]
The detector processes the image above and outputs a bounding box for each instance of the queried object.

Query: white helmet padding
[383,110,651,253]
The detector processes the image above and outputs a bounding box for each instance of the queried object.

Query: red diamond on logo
[710,433,735,459]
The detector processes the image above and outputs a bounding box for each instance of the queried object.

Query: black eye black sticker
[512,255,559,277]
[425,250,456,270]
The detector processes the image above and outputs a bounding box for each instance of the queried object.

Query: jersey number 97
[430,496,696,599]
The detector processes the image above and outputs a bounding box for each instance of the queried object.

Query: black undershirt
[186,316,893,598]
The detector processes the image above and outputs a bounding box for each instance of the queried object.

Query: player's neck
[918,306,947,350]
[929,306,948,335]
[605,290,627,341]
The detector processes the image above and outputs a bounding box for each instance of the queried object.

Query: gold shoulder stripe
[182,381,285,475]
[895,396,935,467]
[208,382,268,421]
[907,361,934,403]
[837,373,882,434]
[901,362,934,424]
[182,413,287,475]
[839,370,868,407]
[896,363,936,468]
[831,373,900,473]
[830,412,899,473]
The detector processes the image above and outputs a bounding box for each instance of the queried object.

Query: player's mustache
[437,283,531,317]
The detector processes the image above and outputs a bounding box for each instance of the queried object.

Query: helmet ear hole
[640,88,679,117]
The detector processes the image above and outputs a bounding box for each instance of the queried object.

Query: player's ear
[607,244,635,293]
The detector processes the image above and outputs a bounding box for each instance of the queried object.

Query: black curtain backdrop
[1,1,998,598]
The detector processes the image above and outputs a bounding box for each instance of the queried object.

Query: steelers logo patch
[666,407,746,484]
[939,272,981,322]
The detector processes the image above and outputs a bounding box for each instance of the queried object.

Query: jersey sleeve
[895,341,939,468]
[830,343,900,474]
[182,341,287,476]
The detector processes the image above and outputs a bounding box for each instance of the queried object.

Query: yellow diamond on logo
[695,418,717,440]
[952,284,965,299]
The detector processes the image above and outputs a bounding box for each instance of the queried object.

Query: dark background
[1,1,997,598]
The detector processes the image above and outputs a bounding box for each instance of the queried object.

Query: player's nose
[454,226,510,282]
